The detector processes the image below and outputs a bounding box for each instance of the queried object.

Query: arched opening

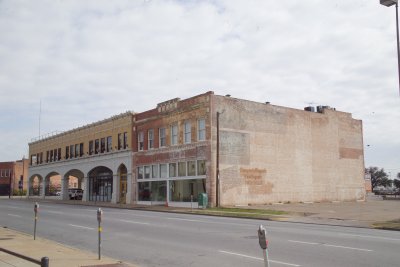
[118,164,127,204]
[45,172,61,196]
[29,175,42,196]
[88,166,113,202]
[65,169,84,200]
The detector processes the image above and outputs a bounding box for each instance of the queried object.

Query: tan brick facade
[27,92,365,206]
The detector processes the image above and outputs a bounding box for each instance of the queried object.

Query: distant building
[28,92,366,206]
[0,159,29,196]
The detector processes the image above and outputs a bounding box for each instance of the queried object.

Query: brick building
[28,92,366,206]
[0,159,29,196]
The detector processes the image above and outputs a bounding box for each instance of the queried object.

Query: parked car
[68,188,83,200]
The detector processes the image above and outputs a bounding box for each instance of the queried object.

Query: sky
[0,0,399,177]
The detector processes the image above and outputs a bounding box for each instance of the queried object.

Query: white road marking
[219,250,301,266]
[46,210,63,214]
[68,224,95,230]
[323,244,373,252]
[117,219,150,225]
[167,217,203,222]
[7,214,22,217]
[288,240,372,252]
[166,217,255,227]
[288,240,319,245]
[339,233,400,242]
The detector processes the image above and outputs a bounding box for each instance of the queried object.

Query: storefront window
[138,182,151,201]
[178,162,186,177]
[160,164,168,178]
[187,161,196,176]
[144,166,151,178]
[137,167,143,179]
[150,181,166,201]
[197,160,206,175]
[170,179,206,202]
[169,163,177,177]
[152,165,159,178]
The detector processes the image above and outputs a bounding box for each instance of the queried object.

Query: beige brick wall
[29,112,133,166]
[213,95,365,206]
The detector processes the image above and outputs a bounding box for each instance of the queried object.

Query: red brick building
[0,159,29,196]
[133,93,211,206]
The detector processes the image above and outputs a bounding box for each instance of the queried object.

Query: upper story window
[148,129,154,149]
[159,128,166,147]
[70,145,74,158]
[184,121,191,144]
[75,144,79,158]
[138,132,144,151]
[118,133,123,150]
[107,136,112,152]
[101,138,105,153]
[198,118,206,141]
[95,139,99,154]
[171,124,178,145]
[123,132,128,149]
[89,141,94,155]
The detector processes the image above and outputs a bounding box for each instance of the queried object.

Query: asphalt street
[0,199,399,267]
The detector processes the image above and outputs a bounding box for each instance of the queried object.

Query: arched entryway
[88,166,113,202]
[118,164,127,204]
[29,175,42,196]
[64,169,84,200]
[45,172,61,196]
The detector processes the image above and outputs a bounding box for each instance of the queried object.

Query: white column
[41,177,47,199]
[111,172,119,204]
[166,180,170,206]
[126,172,132,204]
[82,177,89,202]
[61,176,69,200]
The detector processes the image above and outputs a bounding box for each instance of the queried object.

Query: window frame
[170,123,178,146]
[184,121,191,144]
[198,118,206,141]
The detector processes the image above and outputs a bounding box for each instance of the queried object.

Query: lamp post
[380,0,400,96]
[216,111,221,207]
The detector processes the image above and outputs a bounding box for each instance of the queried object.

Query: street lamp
[380,0,400,96]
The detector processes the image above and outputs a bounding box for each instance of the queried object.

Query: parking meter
[34,202,39,214]
[33,202,39,240]
[97,208,103,260]
[258,224,269,267]
[97,208,103,223]
[258,225,268,249]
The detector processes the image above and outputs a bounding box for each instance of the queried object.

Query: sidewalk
[0,227,135,267]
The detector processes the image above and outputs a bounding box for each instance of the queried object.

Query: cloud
[0,0,398,174]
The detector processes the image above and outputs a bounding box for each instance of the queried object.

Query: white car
[68,188,83,200]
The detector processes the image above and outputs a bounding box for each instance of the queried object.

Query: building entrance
[88,167,113,202]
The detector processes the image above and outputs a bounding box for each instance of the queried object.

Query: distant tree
[365,167,391,192]
[394,173,400,190]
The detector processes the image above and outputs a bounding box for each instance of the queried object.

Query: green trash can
[198,193,208,209]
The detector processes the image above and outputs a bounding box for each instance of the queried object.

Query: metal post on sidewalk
[34,202,39,240]
[258,224,269,267]
[40,257,49,267]
[190,195,193,212]
[97,208,103,260]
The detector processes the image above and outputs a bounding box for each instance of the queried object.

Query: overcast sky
[0,0,399,177]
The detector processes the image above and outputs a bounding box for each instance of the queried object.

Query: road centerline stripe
[7,214,22,218]
[68,224,95,230]
[323,244,373,252]
[116,219,150,225]
[288,240,319,245]
[219,250,301,266]
[339,233,400,242]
